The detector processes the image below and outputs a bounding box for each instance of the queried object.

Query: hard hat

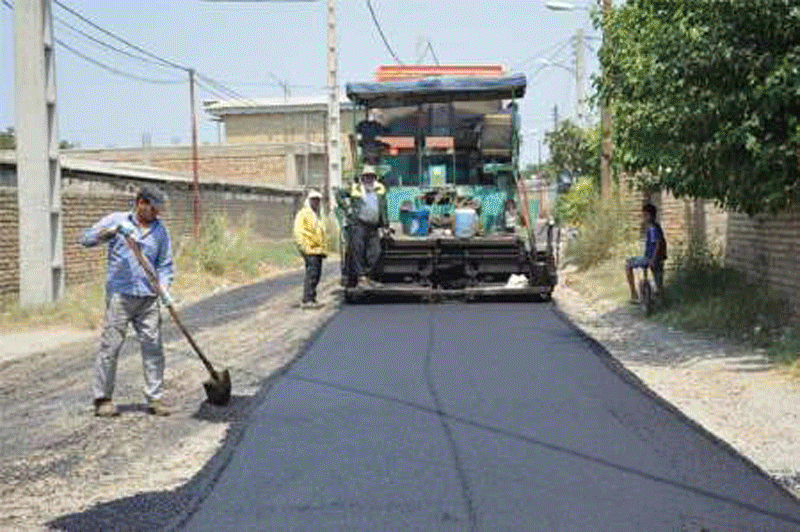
[361,165,378,177]
[307,189,322,199]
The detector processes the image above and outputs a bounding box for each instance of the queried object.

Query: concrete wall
[65,145,306,188]
[224,109,357,145]
[0,160,303,301]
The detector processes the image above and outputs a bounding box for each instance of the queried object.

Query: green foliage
[598,1,800,215]
[58,140,79,150]
[0,127,14,149]
[544,120,600,181]
[176,214,299,280]
[563,204,627,271]
[655,245,792,343]
[555,176,597,226]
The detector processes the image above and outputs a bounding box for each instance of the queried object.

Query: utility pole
[189,69,201,238]
[14,0,64,306]
[326,0,342,215]
[574,27,585,126]
[553,104,559,132]
[600,0,612,201]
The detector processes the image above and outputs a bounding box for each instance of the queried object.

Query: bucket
[454,208,478,238]
[399,201,414,235]
[408,209,429,236]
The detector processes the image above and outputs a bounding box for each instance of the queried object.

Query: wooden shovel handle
[123,235,219,378]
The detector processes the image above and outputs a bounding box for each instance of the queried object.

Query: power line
[365,0,403,64]
[53,14,170,69]
[51,0,260,106]
[56,39,186,84]
[53,0,189,71]
[510,37,572,72]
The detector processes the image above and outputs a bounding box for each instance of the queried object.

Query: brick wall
[67,145,294,187]
[0,164,303,301]
[619,175,728,256]
[0,189,19,299]
[725,208,800,309]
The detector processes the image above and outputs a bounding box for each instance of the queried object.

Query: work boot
[147,398,170,416]
[94,398,119,417]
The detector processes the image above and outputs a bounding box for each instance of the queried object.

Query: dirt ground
[0,271,340,531]
[555,265,800,499]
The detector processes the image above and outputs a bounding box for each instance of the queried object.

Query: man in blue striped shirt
[81,184,173,417]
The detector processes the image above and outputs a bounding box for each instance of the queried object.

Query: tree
[0,128,78,150]
[544,120,599,183]
[0,127,14,149]
[598,0,800,215]
[58,140,79,150]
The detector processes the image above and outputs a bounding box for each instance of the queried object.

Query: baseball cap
[137,184,167,208]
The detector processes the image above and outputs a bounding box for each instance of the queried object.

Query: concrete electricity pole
[599,0,612,201]
[574,28,585,126]
[14,0,64,306]
[326,0,342,214]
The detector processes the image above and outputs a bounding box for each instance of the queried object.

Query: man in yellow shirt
[293,189,327,308]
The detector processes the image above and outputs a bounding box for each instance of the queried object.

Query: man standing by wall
[293,189,327,308]
[80,184,173,417]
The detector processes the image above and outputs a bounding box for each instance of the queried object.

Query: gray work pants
[302,254,324,303]
[94,292,164,401]
[350,220,382,279]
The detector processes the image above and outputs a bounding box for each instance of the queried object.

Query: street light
[545,1,590,11]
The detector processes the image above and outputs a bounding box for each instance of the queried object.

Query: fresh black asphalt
[178,302,800,531]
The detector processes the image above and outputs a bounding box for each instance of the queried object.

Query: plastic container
[408,209,429,236]
[454,208,478,238]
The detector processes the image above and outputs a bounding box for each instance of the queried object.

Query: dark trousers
[303,254,324,303]
[350,220,382,281]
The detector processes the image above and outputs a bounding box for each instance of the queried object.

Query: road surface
[178,302,800,531]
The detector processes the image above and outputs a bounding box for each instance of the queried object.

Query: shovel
[122,234,232,406]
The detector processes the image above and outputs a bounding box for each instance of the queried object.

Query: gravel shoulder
[0,269,340,531]
[554,267,800,498]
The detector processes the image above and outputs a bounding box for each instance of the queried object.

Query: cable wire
[510,37,572,72]
[53,14,171,69]
[53,0,189,71]
[56,38,186,84]
[365,0,403,64]
[2,0,183,84]
[52,0,260,106]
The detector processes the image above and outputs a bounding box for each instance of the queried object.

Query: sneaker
[300,301,315,310]
[357,276,370,288]
[94,398,119,417]
[628,298,640,305]
[147,398,170,416]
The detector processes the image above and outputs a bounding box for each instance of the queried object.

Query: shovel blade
[203,368,232,406]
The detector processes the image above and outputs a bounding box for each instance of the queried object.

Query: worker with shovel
[80,184,173,417]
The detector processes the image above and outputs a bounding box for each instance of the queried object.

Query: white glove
[116,221,136,238]
[159,287,173,307]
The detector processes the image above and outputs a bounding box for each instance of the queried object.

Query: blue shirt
[81,212,173,297]
[644,223,664,260]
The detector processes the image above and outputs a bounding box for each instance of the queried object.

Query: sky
[1,0,600,166]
